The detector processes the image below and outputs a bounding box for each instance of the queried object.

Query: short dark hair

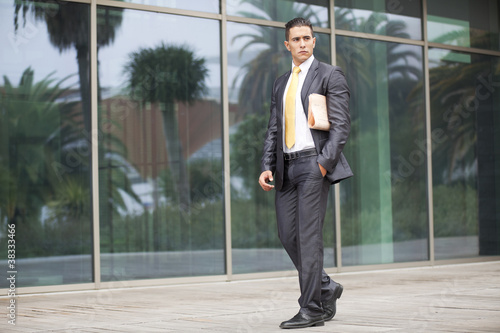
[285,17,314,41]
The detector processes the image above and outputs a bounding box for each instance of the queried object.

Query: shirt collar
[292,55,315,75]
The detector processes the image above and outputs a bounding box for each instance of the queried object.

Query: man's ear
[284,40,290,51]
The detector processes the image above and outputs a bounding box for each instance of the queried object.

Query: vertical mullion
[90,0,101,288]
[220,0,233,280]
[330,0,343,271]
[330,0,337,65]
[422,0,435,265]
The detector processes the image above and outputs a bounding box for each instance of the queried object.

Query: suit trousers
[275,154,336,316]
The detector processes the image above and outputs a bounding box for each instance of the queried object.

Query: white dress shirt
[282,55,316,153]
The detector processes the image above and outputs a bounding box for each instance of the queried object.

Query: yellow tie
[285,66,301,149]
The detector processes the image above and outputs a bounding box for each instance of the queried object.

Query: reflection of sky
[99,9,221,95]
[0,1,80,88]
[123,0,219,13]
[335,8,422,40]
[427,15,470,47]
[227,22,271,101]
[388,44,422,81]
[2,1,330,103]
[0,3,222,99]
[428,48,471,68]
[2,2,428,103]
[226,0,330,28]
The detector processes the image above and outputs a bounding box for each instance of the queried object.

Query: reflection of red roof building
[100,96,232,179]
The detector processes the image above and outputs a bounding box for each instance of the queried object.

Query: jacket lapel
[277,71,291,124]
[301,58,319,117]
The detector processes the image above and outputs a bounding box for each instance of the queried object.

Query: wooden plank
[1,261,499,332]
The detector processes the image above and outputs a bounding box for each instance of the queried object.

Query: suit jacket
[261,58,353,191]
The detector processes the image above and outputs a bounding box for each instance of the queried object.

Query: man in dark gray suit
[258,17,352,329]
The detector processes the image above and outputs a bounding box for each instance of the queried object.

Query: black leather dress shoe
[279,312,325,329]
[322,283,343,321]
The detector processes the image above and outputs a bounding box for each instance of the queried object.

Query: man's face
[284,26,316,66]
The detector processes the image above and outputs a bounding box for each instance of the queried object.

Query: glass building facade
[0,0,499,292]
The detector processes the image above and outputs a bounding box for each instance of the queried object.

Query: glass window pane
[227,0,330,28]
[98,7,224,281]
[122,0,219,14]
[337,36,428,265]
[0,0,92,287]
[227,21,337,274]
[427,0,500,51]
[335,0,422,40]
[429,48,500,259]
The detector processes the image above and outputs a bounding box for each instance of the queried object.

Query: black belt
[284,148,318,161]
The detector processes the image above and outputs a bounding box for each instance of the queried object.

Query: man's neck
[293,55,314,69]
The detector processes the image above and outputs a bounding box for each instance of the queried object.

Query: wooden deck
[3,261,500,332]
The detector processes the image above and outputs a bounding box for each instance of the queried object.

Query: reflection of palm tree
[422,30,495,184]
[231,0,325,118]
[1,68,70,219]
[431,29,470,46]
[0,68,85,255]
[123,43,208,247]
[235,0,322,23]
[14,2,123,133]
[338,12,417,112]
[426,31,498,255]
[428,59,484,184]
[233,33,287,118]
[336,13,423,191]
[335,14,426,247]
